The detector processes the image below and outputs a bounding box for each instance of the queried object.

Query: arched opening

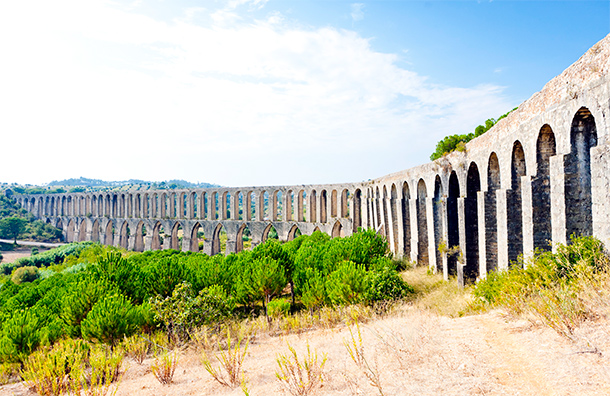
[533,125,556,251]
[401,182,411,257]
[211,224,227,256]
[331,190,338,218]
[262,224,279,242]
[190,223,205,252]
[287,224,302,241]
[465,162,481,282]
[105,221,114,246]
[566,107,597,239]
[320,190,328,224]
[300,191,307,221]
[274,191,282,221]
[341,189,350,218]
[486,153,501,272]
[236,191,246,220]
[353,189,362,232]
[433,176,443,272]
[201,192,208,220]
[236,224,252,252]
[508,141,527,265]
[331,221,344,238]
[381,187,389,238]
[375,187,382,233]
[171,222,183,250]
[134,222,145,252]
[447,172,460,275]
[416,179,428,266]
[152,222,164,250]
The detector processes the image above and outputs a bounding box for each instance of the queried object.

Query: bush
[473,235,610,337]
[81,293,141,346]
[11,266,39,284]
[150,282,234,342]
[326,261,367,306]
[268,298,291,319]
[364,266,414,304]
[0,308,43,364]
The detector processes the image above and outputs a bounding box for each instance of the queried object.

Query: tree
[0,217,27,244]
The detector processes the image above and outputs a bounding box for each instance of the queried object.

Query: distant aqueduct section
[14,35,610,282]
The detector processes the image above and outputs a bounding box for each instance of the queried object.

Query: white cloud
[351,3,365,22]
[0,0,511,186]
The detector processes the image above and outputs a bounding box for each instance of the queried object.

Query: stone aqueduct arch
[14,36,610,283]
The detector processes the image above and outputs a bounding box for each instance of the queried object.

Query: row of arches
[57,217,347,255]
[21,187,358,227]
[367,107,598,282]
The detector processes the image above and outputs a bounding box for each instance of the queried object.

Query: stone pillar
[385,197,396,253]
[257,193,264,221]
[202,240,213,255]
[591,144,610,248]
[225,239,236,255]
[456,197,467,287]
[181,236,191,252]
[440,197,449,280]
[232,193,240,220]
[496,189,509,271]
[285,190,293,221]
[162,235,172,250]
[187,194,194,219]
[521,175,535,263]
[477,190,487,278]
[395,197,405,258]
[409,198,418,264]
[550,154,567,249]
[425,196,436,271]
[128,235,136,251]
[144,234,153,251]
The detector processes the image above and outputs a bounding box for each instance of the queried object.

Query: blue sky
[0,0,608,187]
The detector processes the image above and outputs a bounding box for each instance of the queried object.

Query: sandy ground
[3,308,609,396]
[0,248,34,264]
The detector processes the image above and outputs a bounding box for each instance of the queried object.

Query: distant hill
[2,178,221,195]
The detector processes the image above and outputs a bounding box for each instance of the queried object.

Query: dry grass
[402,266,476,317]
[275,342,327,396]
[150,351,178,385]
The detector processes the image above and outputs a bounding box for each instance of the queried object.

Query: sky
[0,0,608,187]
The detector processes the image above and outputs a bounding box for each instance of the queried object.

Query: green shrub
[150,282,234,342]
[0,308,43,364]
[364,266,413,304]
[30,247,39,256]
[11,266,39,284]
[326,261,367,306]
[268,298,291,319]
[81,293,141,347]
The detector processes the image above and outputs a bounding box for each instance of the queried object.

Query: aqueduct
[14,35,610,283]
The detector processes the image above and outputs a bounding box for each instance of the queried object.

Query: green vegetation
[473,236,610,338]
[0,194,62,243]
[0,230,411,368]
[430,107,517,161]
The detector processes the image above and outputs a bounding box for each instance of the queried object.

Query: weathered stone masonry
[15,35,610,283]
